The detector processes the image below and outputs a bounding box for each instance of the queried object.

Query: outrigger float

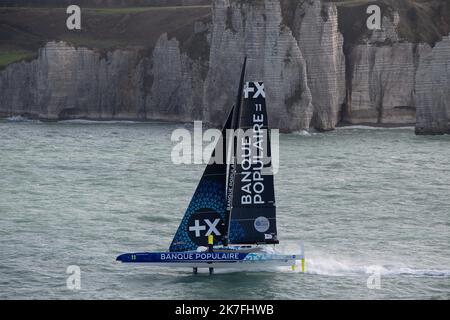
[116,57,305,274]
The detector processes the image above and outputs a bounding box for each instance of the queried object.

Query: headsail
[227,81,278,245]
[169,107,233,252]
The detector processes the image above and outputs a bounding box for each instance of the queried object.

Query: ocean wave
[292,130,313,136]
[336,125,415,131]
[5,116,38,122]
[58,119,144,124]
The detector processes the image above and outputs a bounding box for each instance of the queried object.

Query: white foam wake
[299,256,450,278]
[58,119,143,124]
[293,130,312,136]
[270,245,450,278]
[336,125,414,131]
[5,116,38,122]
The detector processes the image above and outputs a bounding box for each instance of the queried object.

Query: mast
[232,57,247,132]
[223,57,247,246]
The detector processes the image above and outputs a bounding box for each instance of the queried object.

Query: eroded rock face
[292,0,346,130]
[203,0,312,131]
[0,0,449,135]
[415,35,450,135]
[346,15,420,125]
[348,43,421,125]
[0,42,146,120]
[0,38,204,122]
[146,33,205,122]
[345,12,450,134]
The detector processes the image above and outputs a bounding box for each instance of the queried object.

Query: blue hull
[116,251,249,264]
[116,251,303,270]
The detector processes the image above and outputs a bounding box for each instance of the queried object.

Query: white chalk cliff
[0,0,449,135]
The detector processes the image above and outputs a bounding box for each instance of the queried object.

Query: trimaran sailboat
[117,58,305,274]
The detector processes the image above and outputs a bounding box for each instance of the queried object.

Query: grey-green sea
[0,119,449,299]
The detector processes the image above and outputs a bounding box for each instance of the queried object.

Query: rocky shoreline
[0,0,449,135]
